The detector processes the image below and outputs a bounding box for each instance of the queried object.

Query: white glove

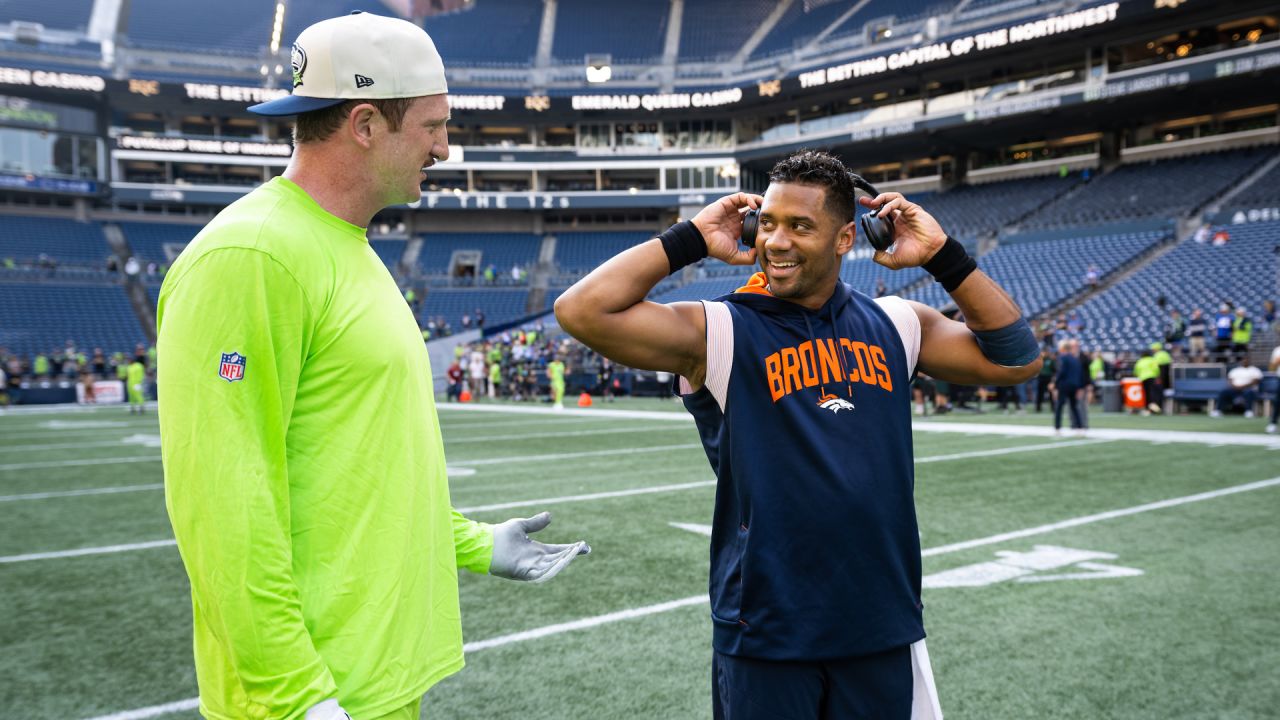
[306,699,351,720]
[489,511,590,583]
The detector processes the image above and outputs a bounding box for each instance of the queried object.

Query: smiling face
[372,94,451,206]
[755,182,854,310]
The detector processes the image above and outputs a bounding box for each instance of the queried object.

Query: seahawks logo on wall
[291,43,307,88]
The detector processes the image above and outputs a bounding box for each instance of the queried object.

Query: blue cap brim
[247,95,347,116]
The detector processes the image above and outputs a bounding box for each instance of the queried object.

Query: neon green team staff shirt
[157,177,494,720]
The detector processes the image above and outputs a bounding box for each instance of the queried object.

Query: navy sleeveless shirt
[681,276,924,660]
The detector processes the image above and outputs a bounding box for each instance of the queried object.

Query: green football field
[2,399,1278,719]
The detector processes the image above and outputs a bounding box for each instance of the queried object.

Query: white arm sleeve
[875,296,921,377]
[677,300,733,412]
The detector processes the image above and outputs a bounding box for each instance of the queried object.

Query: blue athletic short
[713,645,913,720]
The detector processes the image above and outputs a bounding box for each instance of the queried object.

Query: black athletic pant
[1036,377,1053,412]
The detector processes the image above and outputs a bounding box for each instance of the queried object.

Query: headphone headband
[848,172,881,201]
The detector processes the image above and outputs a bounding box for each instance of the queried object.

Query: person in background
[1050,338,1086,434]
[1186,308,1208,360]
[1210,355,1262,419]
[1133,348,1162,415]
[1036,347,1056,413]
[1152,341,1173,395]
[1231,307,1253,360]
[127,353,147,414]
[446,359,464,402]
[547,355,566,409]
[1267,343,1279,434]
[1214,303,1234,360]
[1164,309,1186,347]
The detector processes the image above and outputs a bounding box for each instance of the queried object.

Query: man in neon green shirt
[158,14,588,720]
[126,355,146,414]
[1133,349,1162,415]
[547,357,566,409]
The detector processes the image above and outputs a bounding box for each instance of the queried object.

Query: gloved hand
[306,699,351,720]
[489,511,590,583]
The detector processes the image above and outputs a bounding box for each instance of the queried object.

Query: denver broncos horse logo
[818,393,855,414]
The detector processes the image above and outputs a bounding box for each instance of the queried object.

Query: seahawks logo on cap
[290,43,307,88]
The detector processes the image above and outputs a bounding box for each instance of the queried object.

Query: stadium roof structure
[1,0,1242,95]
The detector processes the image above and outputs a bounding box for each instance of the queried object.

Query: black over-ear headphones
[741,173,896,252]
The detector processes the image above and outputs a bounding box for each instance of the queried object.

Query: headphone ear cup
[742,209,758,247]
[859,212,894,252]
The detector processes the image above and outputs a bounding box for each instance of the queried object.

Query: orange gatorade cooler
[1121,377,1144,410]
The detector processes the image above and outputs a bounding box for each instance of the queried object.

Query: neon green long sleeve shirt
[157,177,493,720]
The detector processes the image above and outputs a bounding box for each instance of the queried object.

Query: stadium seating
[678,0,779,62]
[905,229,1167,319]
[1019,149,1267,231]
[553,231,654,273]
[418,288,534,330]
[0,282,144,358]
[1072,221,1279,352]
[418,0,543,67]
[1,0,95,32]
[369,238,406,271]
[125,0,275,54]
[417,232,542,276]
[749,0,860,60]
[552,0,668,64]
[118,222,199,265]
[1223,155,1280,212]
[920,174,1079,240]
[0,214,111,267]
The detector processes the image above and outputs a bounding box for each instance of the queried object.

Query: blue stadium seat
[119,222,200,265]
[552,0,668,64]
[553,231,653,273]
[905,230,1167,320]
[418,232,542,275]
[0,215,111,267]
[1020,149,1267,231]
[1072,220,1279,352]
[1,0,95,32]
[0,282,145,358]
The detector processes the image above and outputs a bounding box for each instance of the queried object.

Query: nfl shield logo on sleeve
[219,352,246,383]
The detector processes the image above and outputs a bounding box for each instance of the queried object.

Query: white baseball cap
[248,11,448,116]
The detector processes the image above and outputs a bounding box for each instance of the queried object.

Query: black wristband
[658,220,709,275]
[922,236,976,293]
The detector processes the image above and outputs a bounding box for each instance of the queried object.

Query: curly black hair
[767,150,858,225]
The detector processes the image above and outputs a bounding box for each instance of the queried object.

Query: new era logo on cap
[354,74,374,88]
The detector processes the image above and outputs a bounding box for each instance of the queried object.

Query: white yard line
[911,420,1280,448]
[913,438,1111,463]
[444,425,681,444]
[83,472,1280,720]
[0,484,164,503]
[918,475,1280,557]
[450,443,704,467]
[457,480,718,514]
[0,440,157,454]
[0,539,177,564]
[440,403,1280,448]
[0,456,161,472]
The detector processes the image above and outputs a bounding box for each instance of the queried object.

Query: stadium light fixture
[585,54,612,84]
[270,2,287,55]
